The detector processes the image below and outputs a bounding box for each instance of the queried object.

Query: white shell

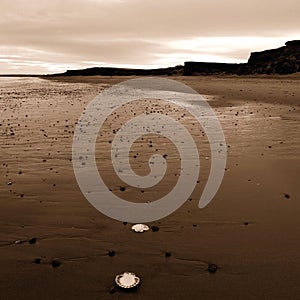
[14,240,24,244]
[115,272,140,289]
[131,224,149,233]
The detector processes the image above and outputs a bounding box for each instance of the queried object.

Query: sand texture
[0,75,299,299]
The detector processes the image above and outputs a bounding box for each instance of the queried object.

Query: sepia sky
[0,0,299,74]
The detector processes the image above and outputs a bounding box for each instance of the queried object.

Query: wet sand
[0,75,299,299]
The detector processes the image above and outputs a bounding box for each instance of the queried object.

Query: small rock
[33,258,41,264]
[109,287,116,294]
[108,250,115,257]
[207,263,218,273]
[51,258,61,268]
[29,237,37,244]
[244,222,249,226]
[284,193,290,199]
[151,226,159,232]
[165,251,171,258]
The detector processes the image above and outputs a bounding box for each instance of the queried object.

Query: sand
[0,75,299,299]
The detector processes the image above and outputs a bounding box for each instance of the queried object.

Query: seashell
[115,272,140,289]
[131,224,149,233]
[14,240,25,244]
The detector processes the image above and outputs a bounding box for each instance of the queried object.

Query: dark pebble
[120,186,126,192]
[109,287,116,294]
[207,263,218,273]
[284,193,290,199]
[51,259,61,268]
[108,250,115,257]
[29,237,37,244]
[244,222,249,226]
[33,258,41,264]
[165,251,171,258]
[151,226,159,232]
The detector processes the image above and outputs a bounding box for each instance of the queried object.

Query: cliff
[46,40,300,77]
[242,40,300,74]
[52,65,184,77]
[183,40,300,75]
[183,62,244,75]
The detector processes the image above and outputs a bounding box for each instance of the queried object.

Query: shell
[131,224,149,233]
[115,272,140,289]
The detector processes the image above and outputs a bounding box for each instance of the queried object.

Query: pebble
[165,251,171,258]
[33,258,41,264]
[151,226,159,232]
[51,258,61,268]
[207,263,218,273]
[29,237,37,244]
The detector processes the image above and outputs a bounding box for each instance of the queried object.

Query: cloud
[0,0,299,73]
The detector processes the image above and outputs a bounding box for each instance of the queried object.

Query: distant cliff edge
[47,40,300,77]
[243,40,300,75]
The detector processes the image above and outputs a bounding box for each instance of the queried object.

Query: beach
[0,75,299,299]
